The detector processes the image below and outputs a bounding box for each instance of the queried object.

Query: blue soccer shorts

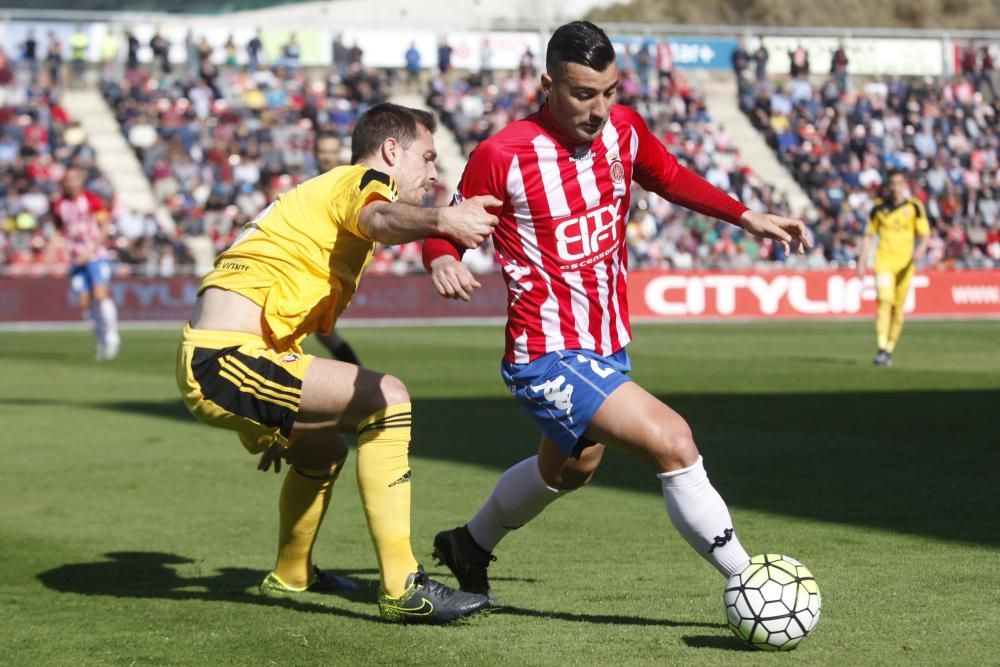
[501,348,632,458]
[69,259,113,294]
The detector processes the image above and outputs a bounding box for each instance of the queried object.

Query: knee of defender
[380,374,410,407]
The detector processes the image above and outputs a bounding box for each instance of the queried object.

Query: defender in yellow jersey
[857,170,931,367]
[176,103,501,623]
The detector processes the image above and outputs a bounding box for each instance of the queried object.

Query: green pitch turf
[2,321,998,665]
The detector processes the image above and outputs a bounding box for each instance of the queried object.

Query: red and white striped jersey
[443,104,747,363]
[54,190,108,265]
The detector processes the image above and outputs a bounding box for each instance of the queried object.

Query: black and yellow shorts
[176,324,315,454]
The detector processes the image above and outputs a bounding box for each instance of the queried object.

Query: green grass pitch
[2,320,998,665]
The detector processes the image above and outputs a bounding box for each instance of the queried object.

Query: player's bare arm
[428,255,481,302]
[856,235,873,278]
[357,195,500,247]
[738,210,812,256]
[914,233,930,263]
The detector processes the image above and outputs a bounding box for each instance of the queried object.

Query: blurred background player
[856,169,930,367]
[423,21,809,605]
[312,130,362,365]
[176,103,499,623]
[55,166,120,361]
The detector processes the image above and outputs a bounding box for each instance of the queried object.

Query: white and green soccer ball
[724,554,821,651]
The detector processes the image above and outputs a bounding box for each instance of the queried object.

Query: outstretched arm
[625,106,811,255]
[358,195,500,246]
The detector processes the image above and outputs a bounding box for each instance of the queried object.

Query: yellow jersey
[865,196,930,270]
[200,164,398,350]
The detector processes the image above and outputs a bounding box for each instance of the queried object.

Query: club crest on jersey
[610,159,625,184]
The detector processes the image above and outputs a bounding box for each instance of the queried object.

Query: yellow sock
[876,300,892,350]
[887,307,904,354]
[272,464,343,589]
[356,403,419,598]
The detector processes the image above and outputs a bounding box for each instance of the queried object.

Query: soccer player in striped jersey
[177,103,499,623]
[55,167,120,361]
[423,22,811,604]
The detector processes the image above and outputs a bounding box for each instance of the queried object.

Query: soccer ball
[723,554,821,651]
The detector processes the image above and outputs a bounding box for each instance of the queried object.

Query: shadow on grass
[37,551,381,622]
[15,387,1000,547]
[496,605,724,629]
[682,634,755,651]
[38,552,713,628]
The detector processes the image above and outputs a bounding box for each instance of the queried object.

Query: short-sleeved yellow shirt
[865,197,931,271]
[200,164,398,350]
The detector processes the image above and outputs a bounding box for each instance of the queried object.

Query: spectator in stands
[753,42,769,82]
[99,28,119,82]
[223,35,238,69]
[69,25,89,89]
[519,47,536,80]
[732,38,750,80]
[789,43,809,78]
[479,38,494,86]
[405,42,421,93]
[332,33,349,74]
[655,39,674,96]
[45,32,64,87]
[960,43,977,82]
[184,30,199,78]
[281,33,301,71]
[438,39,453,76]
[125,30,140,71]
[247,29,263,72]
[976,45,996,99]
[150,29,171,75]
[0,50,12,86]
[21,29,38,80]
[830,41,849,94]
[349,42,363,68]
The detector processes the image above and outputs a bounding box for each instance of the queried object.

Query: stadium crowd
[0,73,133,277]
[3,28,998,278]
[737,42,999,269]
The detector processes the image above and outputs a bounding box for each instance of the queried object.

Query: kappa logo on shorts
[281,353,300,363]
[530,375,575,415]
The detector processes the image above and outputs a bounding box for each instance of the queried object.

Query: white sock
[658,456,750,577]
[98,298,120,355]
[88,301,105,346]
[466,456,567,552]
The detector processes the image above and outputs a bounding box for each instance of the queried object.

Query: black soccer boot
[378,565,490,624]
[433,525,498,605]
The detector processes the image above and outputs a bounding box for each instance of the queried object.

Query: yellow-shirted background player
[857,170,931,367]
[175,102,501,623]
